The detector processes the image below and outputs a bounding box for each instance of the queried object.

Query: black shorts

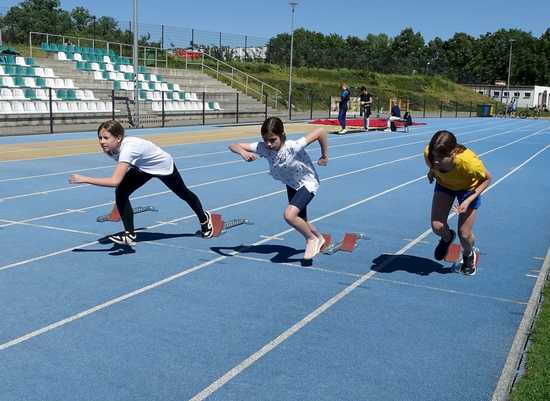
[286,185,315,220]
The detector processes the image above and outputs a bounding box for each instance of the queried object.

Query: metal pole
[133,0,140,128]
[236,92,239,124]
[111,89,115,120]
[506,39,515,117]
[202,91,206,125]
[310,94,313,120]
[49,87,53,134]
[265,94,268,120]
[161,91,165,127]
[288,2,298,120]
[161,24,164,49]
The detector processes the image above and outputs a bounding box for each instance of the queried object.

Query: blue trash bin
[477,104,491,117]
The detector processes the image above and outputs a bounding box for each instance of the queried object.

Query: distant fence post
[202,91,205,125]
[49,87,54,134]
[310,94,314,120]
[439,101,443,118]
[265,93,268,120]
[111,89,115,120]
[236,92,239,124]
[161,91,165,127]
[423,98,426,118]
[469,101,473,117]
[289,94,292,121]
[328,96,331,119]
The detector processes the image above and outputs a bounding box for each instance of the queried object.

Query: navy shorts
[286,185,315,220]
[435,182,481,209]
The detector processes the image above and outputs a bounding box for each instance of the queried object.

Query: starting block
[321,232,367,255]
[444,243,480,272]
[210,213,252,237]
[96,204,158,222]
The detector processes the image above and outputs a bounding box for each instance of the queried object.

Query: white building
[467,84,549,109]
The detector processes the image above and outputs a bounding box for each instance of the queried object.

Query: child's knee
[431,220,446,233]
[284,207,297,223]
[459,227,473,241]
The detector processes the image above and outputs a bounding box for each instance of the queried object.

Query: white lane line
[0,219,100,236]
[0,119,515,192]
[188,142,550,401]
[0,137,547,357]
[1,125,546,268]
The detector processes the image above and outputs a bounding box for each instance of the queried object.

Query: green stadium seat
[14,77,25,87]
[24,88,37,100]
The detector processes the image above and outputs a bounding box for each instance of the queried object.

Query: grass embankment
[218,62,495,112]
[511,278,550,401]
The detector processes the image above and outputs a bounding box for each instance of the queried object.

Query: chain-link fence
[1,88,520,137]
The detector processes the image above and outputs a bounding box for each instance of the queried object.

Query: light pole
[288,1,298,120]
[506,39,515,116]
[133,0,139,127]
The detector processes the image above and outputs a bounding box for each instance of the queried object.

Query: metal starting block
[321,232,367,255]
[97,205,158,222]
[444,243,480,272]
[210,213,252,237]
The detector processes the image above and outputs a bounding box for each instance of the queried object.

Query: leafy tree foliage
[266,27,550,85]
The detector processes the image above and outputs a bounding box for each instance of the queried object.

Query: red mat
[310,118,426,128]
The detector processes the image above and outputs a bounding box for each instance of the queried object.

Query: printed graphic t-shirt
[110,136,174,176]
[250,137,320,194]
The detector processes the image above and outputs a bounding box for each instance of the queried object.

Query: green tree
[390,28,425,74]
[1,0,72,42]
[70,6,93,33]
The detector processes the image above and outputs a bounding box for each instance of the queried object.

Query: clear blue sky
[1,0,549,41]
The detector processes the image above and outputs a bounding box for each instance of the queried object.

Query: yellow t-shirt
[423,146,487,191]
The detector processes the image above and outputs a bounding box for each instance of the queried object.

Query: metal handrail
[29,31,280,109]
[29,32,169,68]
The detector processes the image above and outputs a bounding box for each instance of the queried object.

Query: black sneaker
[461,248,478,276]
[434,229,456,261]
[109,231,137,246]
[200,211,214,238]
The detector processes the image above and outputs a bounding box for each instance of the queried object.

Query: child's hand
[427,169,434,184]
[241,151,257,162]
[452,201,469,214]
[317,155,328,166]
[69,174,86,184]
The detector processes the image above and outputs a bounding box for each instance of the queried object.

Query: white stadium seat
[1,88,14,100]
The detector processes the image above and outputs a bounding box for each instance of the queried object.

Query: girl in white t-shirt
[229,117,328,260]
[69,120,213,246]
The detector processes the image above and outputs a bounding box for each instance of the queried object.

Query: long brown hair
[427,130,466,164]
[261,116,286,142]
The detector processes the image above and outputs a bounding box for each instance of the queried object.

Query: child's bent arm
[304,128,328,165]
[229,143,257,161]
[69,162,129,187]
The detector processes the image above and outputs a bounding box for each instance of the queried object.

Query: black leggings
[115,165,207,233]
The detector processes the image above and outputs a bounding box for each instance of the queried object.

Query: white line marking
[1,139,547,356]
[260,235,284,241]
[188,142,550,401]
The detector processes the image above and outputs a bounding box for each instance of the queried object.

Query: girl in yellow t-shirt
[424,130,492,275]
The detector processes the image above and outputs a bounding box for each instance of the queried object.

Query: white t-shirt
[109,136,174,176]
[250,137,320,194]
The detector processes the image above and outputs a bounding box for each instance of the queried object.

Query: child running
[68,120,213,246]
[229,117,328,260]
[424,130,492,275]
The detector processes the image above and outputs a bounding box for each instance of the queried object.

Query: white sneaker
[316,234,326,254]
[338,129,348,134]
[304,237,320,260]
[109,231,137,246]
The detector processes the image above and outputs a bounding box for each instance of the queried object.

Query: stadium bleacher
[0,43,222,115]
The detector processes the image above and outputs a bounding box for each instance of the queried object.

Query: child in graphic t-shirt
[229,117,329,260]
